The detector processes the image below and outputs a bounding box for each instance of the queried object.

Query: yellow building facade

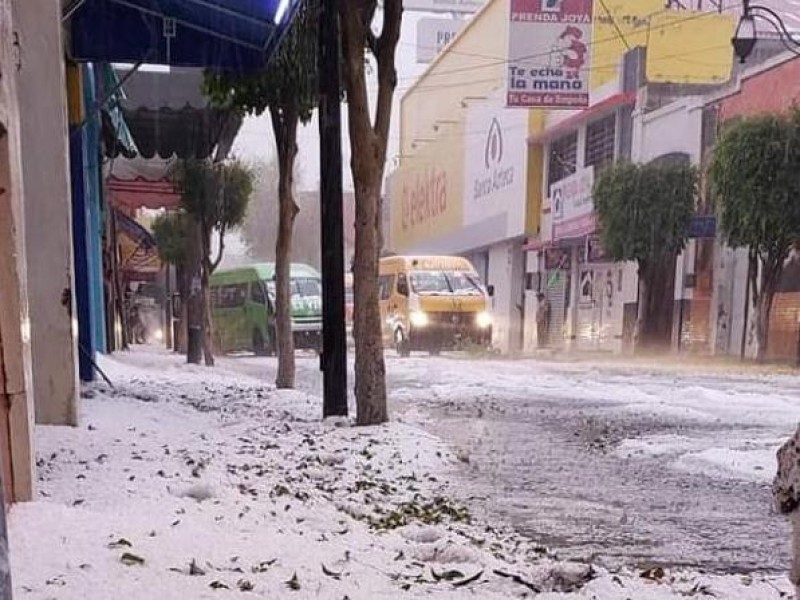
[389,0,736,353]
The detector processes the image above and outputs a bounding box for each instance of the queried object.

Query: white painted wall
[13,0,78,425]
[487,241,524,354]
[632,96,705,164]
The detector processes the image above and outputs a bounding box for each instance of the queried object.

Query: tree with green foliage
[340,0,402,425]
[205,1,318,388]
[708,110,800,362]
[172,159,254,366]
[152,211,192,352]
[594,160,697,349]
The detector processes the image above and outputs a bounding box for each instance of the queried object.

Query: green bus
[209,263,322,355]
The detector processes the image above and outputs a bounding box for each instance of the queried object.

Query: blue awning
[69,0,300,71]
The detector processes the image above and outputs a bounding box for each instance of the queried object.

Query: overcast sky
[231,11,438,191]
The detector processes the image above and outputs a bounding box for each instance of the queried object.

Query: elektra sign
[401,167,448,231]
[472,118,515,201]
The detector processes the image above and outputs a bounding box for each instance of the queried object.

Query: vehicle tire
[253,329,269,356]
[395,327,410,358]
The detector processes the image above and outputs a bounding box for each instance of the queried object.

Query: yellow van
[378,255,492,356]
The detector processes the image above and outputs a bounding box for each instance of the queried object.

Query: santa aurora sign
[507,0,593,109]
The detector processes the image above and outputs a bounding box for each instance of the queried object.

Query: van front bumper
[408,317,492,351]
[292,320,322,351]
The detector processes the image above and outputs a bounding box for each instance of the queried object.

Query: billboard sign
[404,0,483,13]
[507,0,594,109]
[463,100,529,245]
[416,18,465,63]
[551,166,595,239]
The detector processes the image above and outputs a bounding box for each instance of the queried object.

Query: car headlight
[410,311,429,327]
[153,328,164,341]
[476,311,492,329]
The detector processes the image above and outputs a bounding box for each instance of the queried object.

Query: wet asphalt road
[219,352,799,574]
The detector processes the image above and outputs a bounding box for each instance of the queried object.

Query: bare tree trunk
[634,261,649,351]
[351,175,387,424]
[174,264,188,353]
[753,253,783,363]
[201,264,214,367]
[271,108,299,389]
[339,0,401,425]
[186,220,204,365]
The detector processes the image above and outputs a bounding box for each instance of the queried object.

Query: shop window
[547,132,577,188]
[585,114,616,174]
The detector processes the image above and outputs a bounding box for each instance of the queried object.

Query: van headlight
[476,311,492,329]
[410,311,429,328]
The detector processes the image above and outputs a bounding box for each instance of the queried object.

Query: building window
[548,132,578,187]
[584,114,616,173]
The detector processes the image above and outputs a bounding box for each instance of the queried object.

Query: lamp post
[732,0,800,62]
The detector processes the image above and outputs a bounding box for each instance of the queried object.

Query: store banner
[507,0,594,109]
[551,166,595,239]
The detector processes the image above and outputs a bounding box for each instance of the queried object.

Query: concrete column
[13,0,79,425]
[0,0,36,502]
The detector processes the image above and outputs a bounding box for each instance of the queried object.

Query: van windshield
[410,271,483,295]
[293,277,321,298]
[265,277,322,298]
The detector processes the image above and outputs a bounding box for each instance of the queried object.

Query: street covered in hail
[8,347,799,598]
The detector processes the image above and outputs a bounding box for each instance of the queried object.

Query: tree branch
[210,222,226,272]
[339,0,377,172]
[373,0,402,143]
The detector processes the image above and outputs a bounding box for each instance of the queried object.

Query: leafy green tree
[594,161,697,349]
[340,0,403,425]
[205,1,317,388]
[152,211,192,351]
[709,110,800,362]
[172,159,254,366]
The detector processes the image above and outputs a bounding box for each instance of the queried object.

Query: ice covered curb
[8,349,794,599]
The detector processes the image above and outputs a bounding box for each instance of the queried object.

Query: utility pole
[318,0,348,418]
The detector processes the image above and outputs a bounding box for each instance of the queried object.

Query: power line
[394,4,738,87]
[398,40,734,95]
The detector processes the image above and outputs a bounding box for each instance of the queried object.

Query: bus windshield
[293,277,321,298]
[410,271,483,295]
[265,277,322,299]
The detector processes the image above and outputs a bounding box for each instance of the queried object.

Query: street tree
[708,110,800,362]
[152,210,191,351]
[205,1,318,388]
[340,0,403,425]
[594,160,697,349]
[172,159,254,366]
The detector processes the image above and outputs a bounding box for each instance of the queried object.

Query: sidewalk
[8,347,794,599]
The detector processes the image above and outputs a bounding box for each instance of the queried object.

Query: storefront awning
[111,67,242,159]
[108,157,182,212]
[68,0,300,71]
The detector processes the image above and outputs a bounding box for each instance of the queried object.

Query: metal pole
[318,0,348,418]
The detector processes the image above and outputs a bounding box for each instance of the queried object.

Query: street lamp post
[318,0,348,418]
[733,0,800,62]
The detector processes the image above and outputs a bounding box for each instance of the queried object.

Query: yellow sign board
[591,0,735,89]
[390,122,465,252]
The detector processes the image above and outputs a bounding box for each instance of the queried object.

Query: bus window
[379,274,395,300]
[215,283,248,308]
[250,282,267,304]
